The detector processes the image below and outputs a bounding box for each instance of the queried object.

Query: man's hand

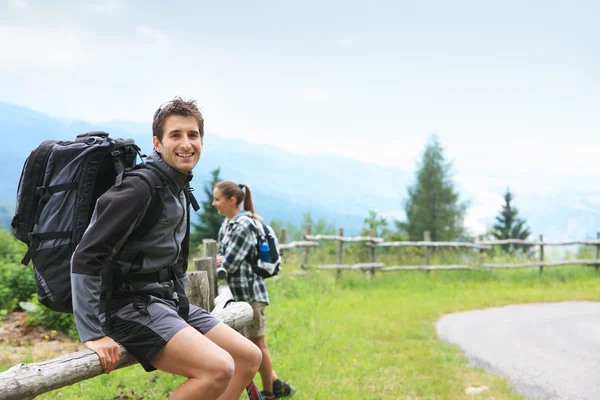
[84,336,121,374]
[216,255,224,268]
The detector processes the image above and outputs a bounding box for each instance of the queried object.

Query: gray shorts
[106,295,219,372]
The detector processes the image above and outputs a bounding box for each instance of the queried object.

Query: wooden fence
[278,225,600,279]
[0,240,250,400]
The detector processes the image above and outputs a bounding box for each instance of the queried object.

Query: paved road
[436,301,600,400]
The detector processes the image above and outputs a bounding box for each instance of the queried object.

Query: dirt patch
[0,312,85,367]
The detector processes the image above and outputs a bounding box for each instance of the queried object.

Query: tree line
[191,134,531,255]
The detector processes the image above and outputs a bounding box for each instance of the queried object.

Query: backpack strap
[112,143,144,187]
[175,187,194,319]
[105,166,165,331]
[232,215,266,264]
[113,168,197,321]
[125,167,165,240]
[186,184,200,212]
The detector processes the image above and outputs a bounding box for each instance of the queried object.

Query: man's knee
[211,352,235,387]
[249,342,263,371]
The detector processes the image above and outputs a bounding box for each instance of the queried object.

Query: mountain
[513,192,600,241]
[0,102,409,235]
[1,102,597,241]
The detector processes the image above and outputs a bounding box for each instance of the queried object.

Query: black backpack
[11,132,166,313]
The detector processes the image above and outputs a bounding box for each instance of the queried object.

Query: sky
[1,0,599,234]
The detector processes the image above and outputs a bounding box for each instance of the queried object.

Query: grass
[7,262,600,399]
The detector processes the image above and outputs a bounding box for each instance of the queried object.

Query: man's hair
[152,96,204,141]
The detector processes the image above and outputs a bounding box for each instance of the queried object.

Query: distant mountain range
[0,102,409,235]
[1,101,598,242]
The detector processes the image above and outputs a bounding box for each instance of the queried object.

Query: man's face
[153,115,202,173]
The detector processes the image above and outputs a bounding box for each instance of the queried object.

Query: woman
[213,181,296,400]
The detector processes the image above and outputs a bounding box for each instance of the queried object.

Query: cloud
[582,194,600,205]
[337,35,355,49]
[326,137,422,170]
[289,87,332,103]
[574,196,600,214]
[0,24,86,69]
[456,178,505,236]
[136,25,170,49]
[9,0,30,9]
[89,0,122,13]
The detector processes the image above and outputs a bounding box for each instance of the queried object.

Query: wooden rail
[304,234,383,243]
[478,239,600,246]
[382,265,472,271]
[373,241,491,249]
[480,260,600,269]
[278,226,600,276]
[0,240,252,400]
[302,262,384,271]
[279,240,319,250]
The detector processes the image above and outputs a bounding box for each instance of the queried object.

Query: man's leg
[152,326,235,400]
[204,323,263,399]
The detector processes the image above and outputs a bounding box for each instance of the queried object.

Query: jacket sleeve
[70,177,153,343]
[221,220,255,275]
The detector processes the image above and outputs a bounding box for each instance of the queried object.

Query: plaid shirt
[217,211,270,304]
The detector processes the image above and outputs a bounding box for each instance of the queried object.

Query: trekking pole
[246,381,263,400]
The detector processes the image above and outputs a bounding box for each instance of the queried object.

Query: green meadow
[17,260,599,400]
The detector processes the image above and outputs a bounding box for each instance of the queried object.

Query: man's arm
[70,177,153,372]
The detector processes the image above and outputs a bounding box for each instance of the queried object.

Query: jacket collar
[144,150,193,193]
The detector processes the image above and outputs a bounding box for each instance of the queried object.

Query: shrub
[0,262,36,312]
[0,229,27,264]
[25,295,79,340]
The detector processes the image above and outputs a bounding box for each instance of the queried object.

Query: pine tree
[190,167,223,251]
[398,134,468,241]
[362,209,389,238]
[492,188,531,253]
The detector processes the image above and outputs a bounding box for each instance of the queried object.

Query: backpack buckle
[111,150,122,157]
[35,186,47,197]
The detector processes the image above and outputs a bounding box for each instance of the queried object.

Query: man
[71,97,262,400]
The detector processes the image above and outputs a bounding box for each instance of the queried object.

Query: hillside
[0,102,409,235]
[1,102,598,240]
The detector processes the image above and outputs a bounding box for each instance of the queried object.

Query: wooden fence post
[367,229,377,278]
[424,231,431,273]
[193,258,215,311]
[194,239,217,312]
[186,270,210,311]
[280,228,287,246]
[478,235,485,266]
[199,239,218,310]
[279,228,287,261]
[594,232,600,273]
[336,228,344,282]
[539,234,544,275]
[302,224,312,269]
